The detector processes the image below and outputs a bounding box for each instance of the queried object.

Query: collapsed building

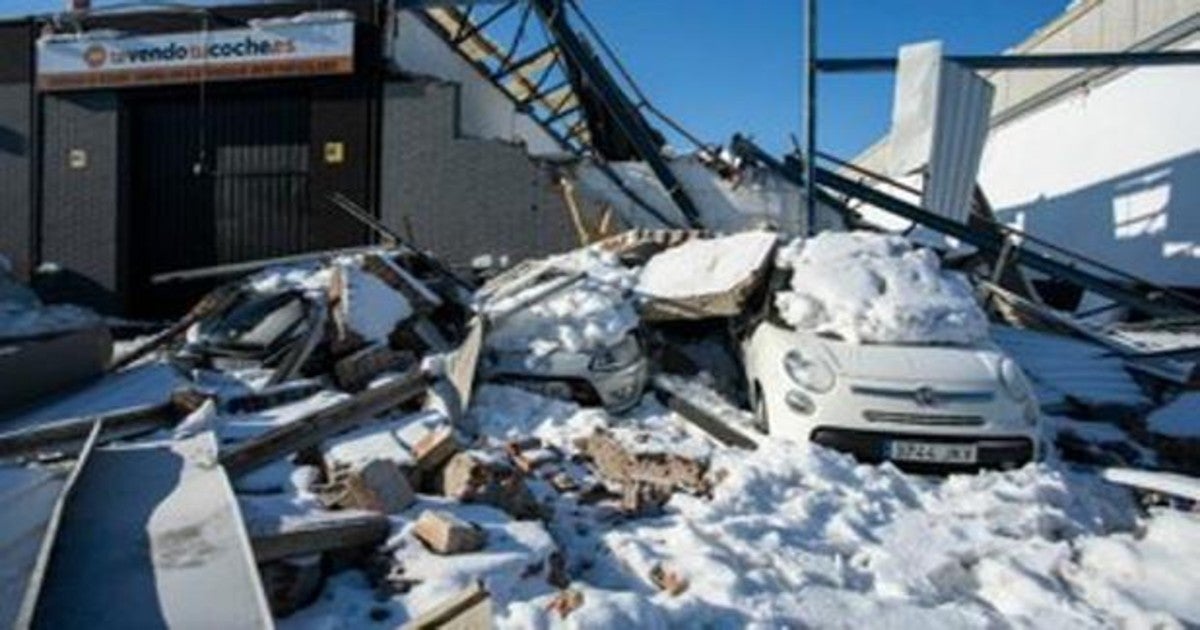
[1,1,1199,628]
[0,0,813,319]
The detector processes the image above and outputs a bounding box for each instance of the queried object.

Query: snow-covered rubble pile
[405,385,1199,628]
[774,231,989,345]
[484,247,639,360]
[636,231,777,299]
[506,433,1199,628]
[249,255,413,345]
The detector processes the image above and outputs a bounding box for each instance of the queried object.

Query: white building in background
[856,0,1200,290]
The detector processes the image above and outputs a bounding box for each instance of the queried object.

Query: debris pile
[0,230,1198,627]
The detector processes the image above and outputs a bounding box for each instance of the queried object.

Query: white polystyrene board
[887,41,943,178]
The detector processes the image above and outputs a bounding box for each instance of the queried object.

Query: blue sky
[4,0,1066,157]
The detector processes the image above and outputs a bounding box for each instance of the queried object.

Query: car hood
[815,338,1002,385]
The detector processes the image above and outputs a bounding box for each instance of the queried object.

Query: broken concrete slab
[0,465,66,630]
[23,432,273,630]
[635,231,776,321]
[412,510,487,555]
[582,428,711,512]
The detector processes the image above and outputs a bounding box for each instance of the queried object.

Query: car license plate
[888,441,978,464]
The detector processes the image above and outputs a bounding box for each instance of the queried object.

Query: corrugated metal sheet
[923,58,994,223]
[888,42,993,224]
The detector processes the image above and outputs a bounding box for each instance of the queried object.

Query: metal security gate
[128,88,312,317]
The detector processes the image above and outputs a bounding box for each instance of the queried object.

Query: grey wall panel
[379,79,581,271]
[0,82,32,280]
[40,92,123,313]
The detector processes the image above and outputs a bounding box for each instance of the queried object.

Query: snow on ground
[636,231,777,299]
[1145,392,1200,438]
[559,440,1151,629]
[1065,509,1200,626]
[278,384,1200,629]
[992,325,1150,411]
[774,231,989,345]
[484,247,639,361]
[0,362,185,430]
[0,302,102,342]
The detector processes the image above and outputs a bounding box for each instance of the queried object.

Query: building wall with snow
[981,34,1200,288]
[852,1,1200,289]
[387,10,565,157]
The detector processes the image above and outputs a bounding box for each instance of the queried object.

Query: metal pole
[803,0,817,235]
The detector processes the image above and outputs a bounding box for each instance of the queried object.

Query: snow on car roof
[773,230,989,345]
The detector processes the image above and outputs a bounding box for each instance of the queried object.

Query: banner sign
[37,15,355,91]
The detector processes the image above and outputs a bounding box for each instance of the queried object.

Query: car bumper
[810,427,1038,473]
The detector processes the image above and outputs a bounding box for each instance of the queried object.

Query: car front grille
[863,410,985,426]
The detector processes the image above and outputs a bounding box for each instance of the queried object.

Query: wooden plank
[247,509,389,564]
[651,376,759,450]
[220,369,427,479]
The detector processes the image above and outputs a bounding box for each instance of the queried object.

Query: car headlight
[783,349,835,393]
[998,358,1032,402]
[590,334,641,372]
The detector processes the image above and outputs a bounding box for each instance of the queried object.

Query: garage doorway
[127,87,313,318]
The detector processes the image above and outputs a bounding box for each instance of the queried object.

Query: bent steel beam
[531,0,703,228]
[816,50,1200,73]
[813,166,1194,318]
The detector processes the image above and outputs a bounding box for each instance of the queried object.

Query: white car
[742,318,1042,471]
[481,327,648,412]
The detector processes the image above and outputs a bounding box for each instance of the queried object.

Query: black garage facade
[0,1,585,318]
